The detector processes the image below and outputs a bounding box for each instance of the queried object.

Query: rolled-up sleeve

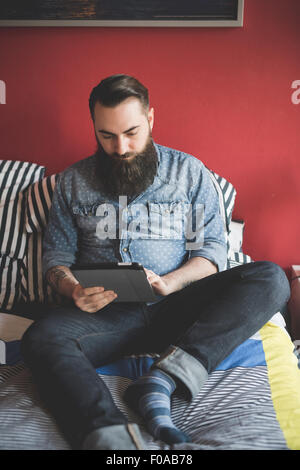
[42,173,78,277]
[187,164,227,272]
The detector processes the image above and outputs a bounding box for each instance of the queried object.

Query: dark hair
[89,74,149,120]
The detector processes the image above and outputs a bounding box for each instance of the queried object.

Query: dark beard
[95,137,158,199]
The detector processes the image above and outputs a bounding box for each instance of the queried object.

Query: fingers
[144,268,154,279]
[145,269,160,284]
[82,291,117,313]
[72,285,118,313]
[80,286,105,296]
[72,284,102,297]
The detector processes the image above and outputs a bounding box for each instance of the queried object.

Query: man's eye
[102,135,112,140]
[126,132,137,137]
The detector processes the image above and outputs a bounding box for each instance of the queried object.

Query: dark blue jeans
[21,261,290,449]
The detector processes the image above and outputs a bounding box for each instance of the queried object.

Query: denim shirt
[42,143,227,292]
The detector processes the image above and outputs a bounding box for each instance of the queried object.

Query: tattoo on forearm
[46,267,69,292]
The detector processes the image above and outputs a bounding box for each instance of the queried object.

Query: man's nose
[114,136,129,156]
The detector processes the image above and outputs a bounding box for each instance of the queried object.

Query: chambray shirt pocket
[71,202,119,262]
[147,201,187,240]
[124,201,189,276]
[72,203,105,234]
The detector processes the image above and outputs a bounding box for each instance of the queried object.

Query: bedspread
[0,313,300,450]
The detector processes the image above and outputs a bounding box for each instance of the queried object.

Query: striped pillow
[0,160,45,259]
[206,169,253,268]
[228,251,253,269]
[21,232,56,304]
[208,168,236,234]
[0,256,25,311]
[0,160,45,310]
[25,174,59,233]
[207,168,238,261]
[22,175,58,304]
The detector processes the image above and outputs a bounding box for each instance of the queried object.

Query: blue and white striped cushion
[0,160,45,311]
[228,251,253,269]
[21,231,56,304]
[0,256,25,311]
[0,160,45,259]
[25,174,58,233]
[207,168,246,268]
[208,169,236,235]
[22,175,58,304]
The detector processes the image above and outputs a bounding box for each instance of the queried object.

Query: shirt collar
[153,141,161,177]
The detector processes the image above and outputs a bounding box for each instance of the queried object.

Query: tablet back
[71,265,157,303]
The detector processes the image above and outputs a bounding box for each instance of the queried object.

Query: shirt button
[123,247,128,252]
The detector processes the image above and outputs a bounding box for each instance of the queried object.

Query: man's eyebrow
[98,125,140,136]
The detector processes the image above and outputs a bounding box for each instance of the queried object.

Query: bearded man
[21,74,290,450]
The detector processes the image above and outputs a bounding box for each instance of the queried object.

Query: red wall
[0,0,300,271]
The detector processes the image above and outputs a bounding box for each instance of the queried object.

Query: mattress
[0,312,300,450]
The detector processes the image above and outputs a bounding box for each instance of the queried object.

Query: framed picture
[0,0,244,28]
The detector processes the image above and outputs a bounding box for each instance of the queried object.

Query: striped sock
[123,368,191,444]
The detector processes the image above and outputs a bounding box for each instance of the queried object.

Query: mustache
[95,134,154,163]
[110,151,137,161]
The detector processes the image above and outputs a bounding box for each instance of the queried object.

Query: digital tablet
[70,262,158,303]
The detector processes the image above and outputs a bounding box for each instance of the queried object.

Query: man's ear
[148,107,154,131]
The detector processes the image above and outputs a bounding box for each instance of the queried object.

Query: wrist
[46,266,79,299]
[161,273,180,294]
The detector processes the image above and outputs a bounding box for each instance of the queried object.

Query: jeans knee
[254,261,291,303]
[21,316,60,362]
[22,320,46,356]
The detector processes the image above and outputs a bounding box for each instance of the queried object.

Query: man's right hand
[72,285,118,313]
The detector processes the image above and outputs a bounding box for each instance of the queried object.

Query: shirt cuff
[189,241,227,272]
[42,251,75,277]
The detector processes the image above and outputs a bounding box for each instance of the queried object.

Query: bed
[0,159,300,450]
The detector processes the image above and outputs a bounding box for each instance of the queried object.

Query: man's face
[93,97,158,198]
[93,97,154,160]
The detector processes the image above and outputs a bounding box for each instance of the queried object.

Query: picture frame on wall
[0,0,244,28]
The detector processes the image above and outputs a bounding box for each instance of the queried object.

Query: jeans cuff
[153,345,208,398]
[82,423,146,450]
